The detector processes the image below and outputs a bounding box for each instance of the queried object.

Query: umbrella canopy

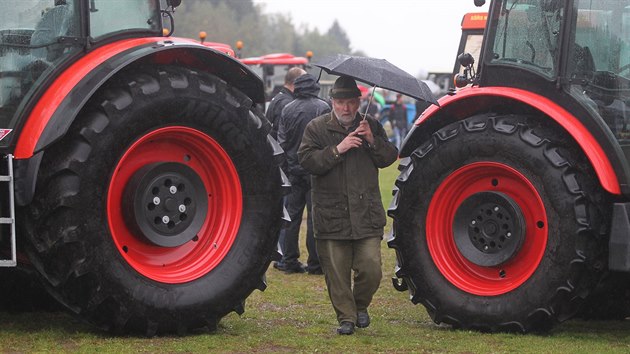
[314,54,439,106]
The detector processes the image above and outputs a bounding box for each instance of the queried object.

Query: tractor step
[0,154,16,267]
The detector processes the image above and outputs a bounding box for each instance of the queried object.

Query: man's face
[332,97,360,127]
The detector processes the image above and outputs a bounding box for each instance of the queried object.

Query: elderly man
[298,76,398,335]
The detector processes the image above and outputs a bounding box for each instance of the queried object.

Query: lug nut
[169,186,178,194]
[162,216,170,224]
[153,197,161,205]
[494,206,499,212]
[506,232,512,238]
[471,220,476,225]
[179,204,186,213]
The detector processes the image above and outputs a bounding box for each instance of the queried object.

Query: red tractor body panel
[461,12,487,30]
[240,53,308,66]
[415,87,621,195]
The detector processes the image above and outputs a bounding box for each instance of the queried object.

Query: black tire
[388,114,609,333]
[21,65,283,335]
[0,267,60,312]
[577,272,630,320]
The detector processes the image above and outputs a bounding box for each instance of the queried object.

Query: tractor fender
[12,37,263,205]
[14,37,263,160]
[401,86,622,195]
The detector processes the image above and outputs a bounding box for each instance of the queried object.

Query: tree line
[174,0,363,60]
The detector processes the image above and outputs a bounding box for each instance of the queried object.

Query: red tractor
[389,0,630,332]
[0,0,285,335]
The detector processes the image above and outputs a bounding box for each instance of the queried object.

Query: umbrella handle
[362,86,377,120]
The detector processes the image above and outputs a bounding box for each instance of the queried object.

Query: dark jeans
[282,176,320,271]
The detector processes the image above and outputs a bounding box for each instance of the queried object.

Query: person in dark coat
[388,94,408,149]
[266,67,306,271]
[266,67,307,139]
[298,76,398,335]
[277,74,331,274]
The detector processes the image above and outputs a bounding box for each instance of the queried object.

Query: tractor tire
[0,267,60,312]
[577,272,630,320]
[20,65,283,335]
[388,114,609,333]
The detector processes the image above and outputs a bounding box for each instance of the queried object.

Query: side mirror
[474,0,486,6]
[457,53,475,67]
[454,53,477,88]
[454,74,470,88]
[167,0,182,8]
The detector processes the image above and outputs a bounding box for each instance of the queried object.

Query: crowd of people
[266,69,398,335]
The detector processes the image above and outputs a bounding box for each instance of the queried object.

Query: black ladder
[0,154,16,267]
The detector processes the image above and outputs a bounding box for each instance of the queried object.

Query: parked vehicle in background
[452,12,487,82]
[421,13,487,98]
[389,0,630,333]
[0,0,285,335]
[241,53,310,101]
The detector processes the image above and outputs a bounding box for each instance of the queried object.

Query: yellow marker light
[236,41,243,50]
[199,31,207,43]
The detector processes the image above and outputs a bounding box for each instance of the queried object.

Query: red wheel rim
[426,162,547,296]
[107,126,242,283]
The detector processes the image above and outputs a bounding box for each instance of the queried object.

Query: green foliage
[2,163,630,352]
[174,0,358,59]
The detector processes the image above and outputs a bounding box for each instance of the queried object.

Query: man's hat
[329,76,361,99]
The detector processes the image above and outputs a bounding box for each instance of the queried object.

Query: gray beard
[334,109,355,128]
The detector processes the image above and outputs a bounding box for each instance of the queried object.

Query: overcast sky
[253,0,490,76]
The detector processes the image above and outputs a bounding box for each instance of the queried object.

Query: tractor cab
[462,0,630,168]
[0,0,163,148]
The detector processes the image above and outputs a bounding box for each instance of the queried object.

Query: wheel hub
[124,162,208,247]
[453,191,525,266]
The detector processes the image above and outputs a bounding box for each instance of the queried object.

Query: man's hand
[354,120,374,144]
[336,131,363,154]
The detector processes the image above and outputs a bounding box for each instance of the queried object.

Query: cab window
[490,0,564,78]
[89,0,161,39]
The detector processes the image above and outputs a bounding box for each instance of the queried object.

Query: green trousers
[316,237,382,325]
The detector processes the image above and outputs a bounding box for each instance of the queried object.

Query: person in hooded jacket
[267,67,307,272]
[266,67,307,139]
[298,76,398,335]
[277,73,331,274]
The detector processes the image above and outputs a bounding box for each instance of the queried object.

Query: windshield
[490,0,564,78]
[569,0,630,80]
[567,0,630,144]
[0,0,82,132]
[89,0,161,39]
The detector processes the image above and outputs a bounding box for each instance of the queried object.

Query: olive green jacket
[298,112,398,240]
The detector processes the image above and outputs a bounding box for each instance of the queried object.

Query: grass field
[2,162,630,353]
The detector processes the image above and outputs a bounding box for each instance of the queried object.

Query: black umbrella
[313,54,439,106]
